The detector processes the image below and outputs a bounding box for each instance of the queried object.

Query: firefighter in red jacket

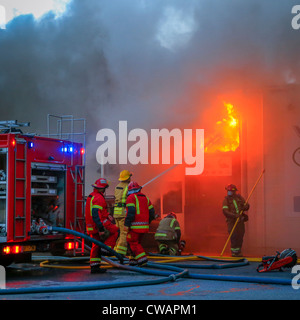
[85,178,119,273]
[123,182,155,266]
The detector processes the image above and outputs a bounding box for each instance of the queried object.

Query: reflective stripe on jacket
[113,182,129,218]
[125,192,154,233]
[85,191,109,234]
[155,217,181,241]
[222,194,246,221]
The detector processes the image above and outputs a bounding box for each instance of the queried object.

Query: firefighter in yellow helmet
[154,212,184,255]
[113,170,132,256]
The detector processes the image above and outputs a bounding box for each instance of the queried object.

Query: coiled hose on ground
[0,227,294,295]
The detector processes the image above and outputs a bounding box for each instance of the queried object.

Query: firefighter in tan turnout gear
[113,170,132,256]
[155,212,184,255]
[222,184,250,257]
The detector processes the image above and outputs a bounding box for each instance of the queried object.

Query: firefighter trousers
[114,217,128,256]
[227,220,245,255]
[89,232,102,267]
[127,230,148,265]
[102,221,119,249]
[88,223,119,266]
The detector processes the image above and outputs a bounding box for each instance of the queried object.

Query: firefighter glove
[240,213,249,222]
[243,203,250,211]
[99,228,110,241]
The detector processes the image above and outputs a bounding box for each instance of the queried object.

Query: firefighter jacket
[85,190,110,234]
[125,192,155,233]
[113,181,129,219]
[222,194,249,222]
[154,216,181,242]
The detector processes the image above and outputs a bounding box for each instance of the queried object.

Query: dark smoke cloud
[0,0,299,187]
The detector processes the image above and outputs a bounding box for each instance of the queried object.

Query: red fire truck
[0,116,86,266]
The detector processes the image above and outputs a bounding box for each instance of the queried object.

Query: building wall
[243,86,300,256]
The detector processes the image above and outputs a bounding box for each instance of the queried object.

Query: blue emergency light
[28,141,34,149]
[61,145,75,153]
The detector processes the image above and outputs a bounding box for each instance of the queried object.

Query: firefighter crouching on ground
[222,184,250,257]
[113,170,132,257]
[154,212,184,255]
[85,178,119,273]
[123,181,155,266]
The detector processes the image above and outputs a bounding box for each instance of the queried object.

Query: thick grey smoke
[0,0,299,188]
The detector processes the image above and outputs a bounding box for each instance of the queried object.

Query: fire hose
[0,227,295,296]
[48,226,125,264]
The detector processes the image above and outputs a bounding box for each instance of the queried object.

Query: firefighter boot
[90,265,107,274]
[231,249,243,257]
[138,257,148,267]
[129,259,138,266]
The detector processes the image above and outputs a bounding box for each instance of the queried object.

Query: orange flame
[205,102,240,153]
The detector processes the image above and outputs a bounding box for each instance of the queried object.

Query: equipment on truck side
[0,116,86,266]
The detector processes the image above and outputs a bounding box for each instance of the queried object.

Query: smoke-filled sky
[0,0,299,187]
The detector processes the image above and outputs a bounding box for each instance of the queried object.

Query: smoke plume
[0,0,299,189]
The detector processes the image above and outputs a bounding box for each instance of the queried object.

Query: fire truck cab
[0,117,86,266]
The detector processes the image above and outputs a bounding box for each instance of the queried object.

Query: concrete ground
[0,254,299,301]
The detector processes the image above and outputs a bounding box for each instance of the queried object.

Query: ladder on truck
[74,165,85,232]
[14,139,27,240]
[0,121,30,240]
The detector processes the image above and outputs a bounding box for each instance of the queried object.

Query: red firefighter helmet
[92,178,109,189]
[225,184,238,191]
[128,181,142,194]
[167,212,177,220]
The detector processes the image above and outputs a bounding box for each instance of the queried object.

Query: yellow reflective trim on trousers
[87,227,94,231]
[223,205,229,209]
[175,227,180,230]
[135,252,146,259]
[116,245,127,255]
[117,245,127,251]
[90,258,101,262]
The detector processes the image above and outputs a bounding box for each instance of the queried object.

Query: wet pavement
[0,254,299,301]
